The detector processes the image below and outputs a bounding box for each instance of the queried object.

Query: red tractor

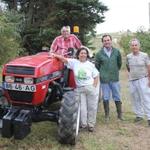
[0,51,80,145]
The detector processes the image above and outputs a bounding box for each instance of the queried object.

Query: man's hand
[147,65,150,87]
[148,77,150,87]
[48,53,55,58]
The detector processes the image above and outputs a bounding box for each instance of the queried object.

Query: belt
[131,76,147,81]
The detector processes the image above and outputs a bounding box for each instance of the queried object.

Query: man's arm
[147,64,150,77]
[147,64,150,87]
[126,56,130,72]
[73,34,82,49]
[49,38,58,54]
[126,64,130,72]
[95,52,101,71]
[117,50,122,70]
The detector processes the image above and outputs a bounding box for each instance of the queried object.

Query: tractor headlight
[24,77,34,84]
[5,76,15,83]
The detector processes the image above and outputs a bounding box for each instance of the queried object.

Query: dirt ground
[0,70,150,150]
[72,69,150,150]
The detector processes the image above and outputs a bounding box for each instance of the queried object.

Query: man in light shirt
[95,34,123,122]
[126,38,150,126]
[50,26,82,55]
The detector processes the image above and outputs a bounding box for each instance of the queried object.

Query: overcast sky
[96,0,150,34]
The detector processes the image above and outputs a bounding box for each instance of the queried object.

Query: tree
[119,30,150,56]
[136,31,150,55]
[52,0,108,43]
[2,0,108,54]
[0,10,24,65]
[119,33,133,55]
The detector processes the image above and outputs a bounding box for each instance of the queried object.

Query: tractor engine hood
[6,52,53,67]
[3,52,64,77]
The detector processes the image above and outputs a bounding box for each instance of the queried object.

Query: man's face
[61,28,70,39]
[130,41,140,53]
[102,36,112,49]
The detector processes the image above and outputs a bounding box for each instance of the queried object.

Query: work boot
[103,101,109,122]
[134,117,143,123]
[115,101,123,120]
[88,126,95,132]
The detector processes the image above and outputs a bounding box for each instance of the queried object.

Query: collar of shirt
[103,47,112,57]
[61,35,71,41]
[104,47,112,51]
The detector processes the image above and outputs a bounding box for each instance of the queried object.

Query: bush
[0,10,24,65]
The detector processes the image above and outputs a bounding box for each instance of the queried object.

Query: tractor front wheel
[58,91,80,145]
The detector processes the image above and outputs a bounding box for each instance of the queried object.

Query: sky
[96,0,150,34]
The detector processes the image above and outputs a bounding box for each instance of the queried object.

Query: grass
[1,50,150,150]
[0,69,150,150]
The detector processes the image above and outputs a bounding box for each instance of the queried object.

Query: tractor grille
[8,90,33,102]
[6,66,35,75]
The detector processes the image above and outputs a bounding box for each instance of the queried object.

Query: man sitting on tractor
[49,26,82,56]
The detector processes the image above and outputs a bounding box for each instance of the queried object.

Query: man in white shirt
[126,38,150,126]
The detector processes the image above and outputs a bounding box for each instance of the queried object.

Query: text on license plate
[4,83,36,92]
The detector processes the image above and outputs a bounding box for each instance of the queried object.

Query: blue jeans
[101,81,121,101]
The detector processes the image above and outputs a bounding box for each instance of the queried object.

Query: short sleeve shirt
[126,51,150,80]
[67,59,99,87]
[50,34,82,55]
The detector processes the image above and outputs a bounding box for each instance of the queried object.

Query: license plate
[3,83,36,92]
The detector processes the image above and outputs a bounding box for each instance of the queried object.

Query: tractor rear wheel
[58,91,80,145]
